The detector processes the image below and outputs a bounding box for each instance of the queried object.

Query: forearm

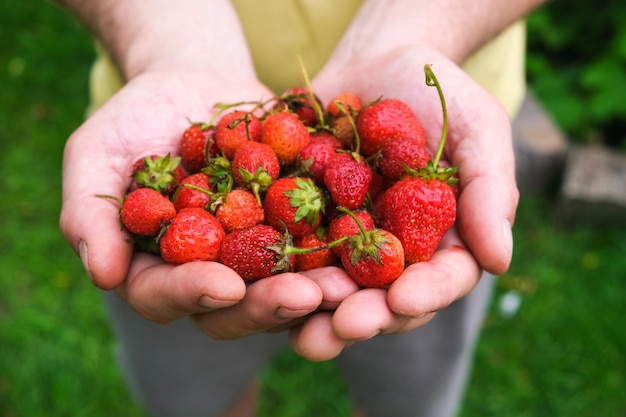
[55,0,255,81]
[339,0,546,63]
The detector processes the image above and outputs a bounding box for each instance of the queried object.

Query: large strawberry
[179,121,218,174]
[120,187,176,237]
[219,224,295,281]
[260,110,311,166]
[263,176,325,238]
[380,65,458,263]
[337,208,405,288]
[214,110,262,160]
[323,152,373,210]
[356,98,425,156]
[159,207,226,265]
[231,140,280,204]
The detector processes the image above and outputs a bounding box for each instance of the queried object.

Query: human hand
[59,69,335,337]
[286,45,518,361]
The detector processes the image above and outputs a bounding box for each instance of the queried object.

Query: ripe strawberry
[214,111,262,160]
[356,98,425,156]
[263,177,325,238]
[297,139,337,185]
[327,209,376,256]
[231,140,280,204]
[261,111,311,166]
[323,152,373,210]
[219,224,295,281]
[179,121,218,174]
[159,207,226,265]
[275,87,322,127]
[293,227,337,271]
[326,92,361,118]
[211,188,265,233]
[338,208,405,288]
[310,130,343,150]
[380,64,458,264]
[379,136,431,182]
[120,188,176,237]
[131,154,187,196]
[171,172,212,212]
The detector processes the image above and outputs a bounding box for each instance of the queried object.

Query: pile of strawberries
[109,65,458,288]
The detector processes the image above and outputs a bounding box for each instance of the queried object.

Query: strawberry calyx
[133,153,182,194]
[202,155,234,194]
[284,177,326,226]
[237,166,274,206]
[337,207,389,266]
[265,228,297,274]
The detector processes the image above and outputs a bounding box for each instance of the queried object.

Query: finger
[300,266,360,310]
[192,273,323,340]
[387,243,482,317]
[118,253,247,323]
[289,312,348,362]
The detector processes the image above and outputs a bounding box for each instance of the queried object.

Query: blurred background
[1,2,624,416]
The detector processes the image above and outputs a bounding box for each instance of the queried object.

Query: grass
[1,3,625,417]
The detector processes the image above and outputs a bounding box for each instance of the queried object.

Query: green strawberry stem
[297,54,326,128]
[283,235,348,256]
[337,206,370,245]
[424,64,448,169]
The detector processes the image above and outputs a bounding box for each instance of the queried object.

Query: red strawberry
[261,111,311,166]
[275,87,322,127]
[337,208,405,288]
[310,130,343,150]
[219,224,295,281]
[326,92,361,118]
[323,152,373,210]
[179,121,218,174]
[120,188,176,237]
[356,98,425,156]
[327,209,376,256]
[380,174,456,263]
[293,227,337,271]
[214,111,262,160]
[231,140,280,204]
[380,64,458,264]
[379,136,431,182]
[131,154,187,196]
[171,172,212,212]
[263,177,325,238]
[297,140,337,185]
[159,207,226,265]
[211,188,265,233]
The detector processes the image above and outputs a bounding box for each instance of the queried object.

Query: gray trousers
[103,273,494,417]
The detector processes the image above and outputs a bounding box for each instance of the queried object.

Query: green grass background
[1,3,625,416]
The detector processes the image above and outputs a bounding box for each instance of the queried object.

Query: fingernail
[78,240,94,282]
[198,295,238,309]
[276,307,313,319]
[502,219,513,259]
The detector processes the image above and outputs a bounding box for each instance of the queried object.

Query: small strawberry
[331,116,357,149]
[231,140,280,204]
[323,152,373,210]
[171,172,212,212]
[119,188,176,237]
[309,130,343,150]
[275,87,322,127]
[379,136,431,182]
[179,121,218,174]
[294,227,337,271]
[214,110,262,160]
[337,208,405,288]
[219,224,295,281]
[211,188,265,233]
[327,209,376,256]
[326,92,361,119]
[356,98,426,156]
[260,111,311,166]
[263,177,325,238]
[159,207,226,265]
[131,154,187,196]
[297,139,337,186]
[380,65,458,264]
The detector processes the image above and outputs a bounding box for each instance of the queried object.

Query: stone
[558,144,626,226]
[512,91,569,195]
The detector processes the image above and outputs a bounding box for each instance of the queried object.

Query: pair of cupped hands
[59,46,518,362]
